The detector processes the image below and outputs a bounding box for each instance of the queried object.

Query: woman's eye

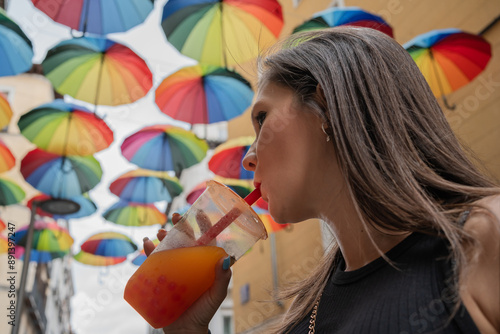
[255,111,267,127]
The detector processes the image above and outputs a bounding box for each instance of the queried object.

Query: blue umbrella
[20,148,103,198]
[31,0,154,35]
[293,6,393,37]
[109,169,183,204]
[28,193,97,219]
[155,64,254,125]
[0,8,34,77]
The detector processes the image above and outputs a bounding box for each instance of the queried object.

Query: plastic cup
[124,180,268,328]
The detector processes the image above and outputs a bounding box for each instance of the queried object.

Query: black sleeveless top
[288,233,480,333]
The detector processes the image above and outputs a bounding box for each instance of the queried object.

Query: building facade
[0,74,74,334]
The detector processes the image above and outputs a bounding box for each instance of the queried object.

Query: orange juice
[124,246,227,328]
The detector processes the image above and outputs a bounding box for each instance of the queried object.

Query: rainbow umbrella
[27,193,97,219]
[80,232,137,256]
[293,6,393,37]
[74,250,128,266]
[161,0,283,67]
[254,207,289,234]
[0,235,7,253]
[15,246,69,263]
[255,197,268,211]
[41,36,152,106]
[187,178,253,205]
[103,200,166,227]
[21,148,103,198]
[0,218,6,232]
[109,169,183,203]
[0,139,15,173]
[0,92,13,128]
[0,177,25,206]
[404,29,492,108]
[13,220,73,252]
[208,136,255,180]
[0,8,34,77]
[131,238,159,266]
[18,100,114,156]
[31,0,154,35]
[121,125,208,174]
[155,64,254,124]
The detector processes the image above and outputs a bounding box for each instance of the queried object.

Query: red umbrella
[404,28,492,108]
[208,136,255,180]
[0,139,15,173]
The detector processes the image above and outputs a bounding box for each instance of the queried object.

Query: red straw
[195,188,261,246]
[244,187,261,205]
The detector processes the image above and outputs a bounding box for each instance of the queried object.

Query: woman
[144,27,500,333]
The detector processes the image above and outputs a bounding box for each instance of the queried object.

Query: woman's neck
[320,192,410,271]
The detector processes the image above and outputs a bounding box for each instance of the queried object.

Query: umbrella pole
[270,233,284,308]
[163,201,173,228]
[93,55,106,113]
[219,2,228,68]
[162,169,183,228]
[12,202,38,334]
[429,51,456,110]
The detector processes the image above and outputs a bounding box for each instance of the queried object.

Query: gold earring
[321,123,331,142]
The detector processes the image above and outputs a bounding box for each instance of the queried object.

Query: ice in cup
[124,180,268,328]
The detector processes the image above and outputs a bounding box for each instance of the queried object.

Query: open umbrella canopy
[186,178,253,205]
[0,177,25,206]
[13,220,73,252]
[109,169,183,203]
[0,235,7,253]
[155,64,254,124]
[0,8,34,77]
[79,231,137,258]
[161,0,283,67]
[31,0,154,35]
[27,193,97,219]
[121,124,208,174]
[0,138,15,173]
[103,200,166,227]
[0,92,13,128]
[253,207,288,233]
[18,100,114,156]
[15,246,69,263]
[208,136,255,180]
[293,6,393,37]
[74,250,128,266]
[41,36,153,106]
[404,28,492,98]
[21,148,103,198]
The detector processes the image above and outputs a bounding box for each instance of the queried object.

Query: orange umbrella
[0,92,13,129]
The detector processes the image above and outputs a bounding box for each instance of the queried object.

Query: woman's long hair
[257,27,498,333]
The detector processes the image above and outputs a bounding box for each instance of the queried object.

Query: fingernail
[222,256,231,270]
[143,237,149,242]
[158,228,166,233]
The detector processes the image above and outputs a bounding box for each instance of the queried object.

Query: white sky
[7,1,221,333]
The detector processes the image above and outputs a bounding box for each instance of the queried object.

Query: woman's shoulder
[465,193,500,237]
[460,193,500,333]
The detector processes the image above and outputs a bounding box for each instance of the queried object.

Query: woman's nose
[242,143,257,172]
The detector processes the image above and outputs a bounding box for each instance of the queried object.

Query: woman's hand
[143,213,232,334]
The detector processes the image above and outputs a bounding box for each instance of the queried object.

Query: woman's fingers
[143,229,168,257]
[196,210,212,235]
[157,228,167,241]
[172,213,182,225]
[143,237,156,257]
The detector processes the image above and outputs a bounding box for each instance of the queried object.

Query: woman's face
[243,81,342,224]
